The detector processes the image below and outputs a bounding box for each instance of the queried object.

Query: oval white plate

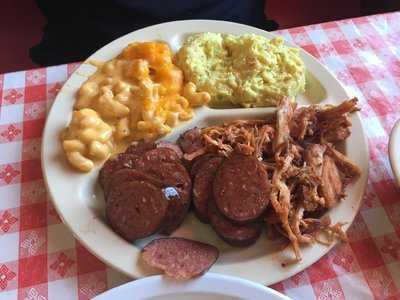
[93,273,291,300]
[42,20,369,284]
[389,119,400,186]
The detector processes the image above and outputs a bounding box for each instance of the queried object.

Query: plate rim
[41,19,369,284]
[389,119,400,186]
[93,273,291,300]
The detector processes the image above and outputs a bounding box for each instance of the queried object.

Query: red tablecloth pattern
[1,12,400,300]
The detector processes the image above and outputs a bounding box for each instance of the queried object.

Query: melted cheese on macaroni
[61,109,113,172]
[62,42,210,172]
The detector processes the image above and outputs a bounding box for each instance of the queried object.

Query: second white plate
[94,273,291,300]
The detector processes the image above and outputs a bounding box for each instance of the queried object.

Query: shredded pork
[178,98,361,264]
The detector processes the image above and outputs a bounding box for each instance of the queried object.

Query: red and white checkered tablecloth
[0,12,400,300]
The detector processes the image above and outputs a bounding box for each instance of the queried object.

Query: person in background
[30,0,277,66]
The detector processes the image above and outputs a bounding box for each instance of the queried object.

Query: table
[0,12,399,300]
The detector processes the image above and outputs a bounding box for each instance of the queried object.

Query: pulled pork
[178,98,361,264]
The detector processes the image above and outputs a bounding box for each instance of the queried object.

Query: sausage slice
[156,141,183,159]
[99,153,140,192]
[190,154,216,178]
[105,168,164,198]
[106,180,168,241]
[142,237,219,280]
[125,140,155,155]
[135,159,192,234]
[208,200,262,247]
[213,154,270,223]
[142,147,180,164]
[192,156,223,222]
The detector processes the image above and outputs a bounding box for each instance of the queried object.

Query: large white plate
[389,119,400,186]
[42,20,369,285]
[93,273,291,300]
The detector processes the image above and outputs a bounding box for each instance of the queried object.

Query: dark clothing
[31,0,275,66]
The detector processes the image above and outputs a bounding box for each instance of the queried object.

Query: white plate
[93,273,291,300]
[389,119,400,186]
[42,20,369,285]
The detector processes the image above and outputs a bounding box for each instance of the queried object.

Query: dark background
[1,0,399,74]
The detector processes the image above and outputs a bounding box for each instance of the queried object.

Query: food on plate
[135,154,191,234]
[61,108,113,172]
[63,34,308,171]
[99,152,141,195]
[155,140,183,159]
[213,154,270,223]
[62,41,210,172]
[141,238,219,280]
[177,97,361,263]
[177,127,205,160]
[124,140,156,156]
[175,33,306,107]
[104,168,164,199]
[100,140,192,240]
[208,199,262,247]
[107,180,169,240]
[100,98,361,265]
[192,156,223,222]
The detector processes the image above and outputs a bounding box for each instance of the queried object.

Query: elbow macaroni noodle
[62,42,210,172]
[62,109,112,172]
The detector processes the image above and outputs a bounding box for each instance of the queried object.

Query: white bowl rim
[93,273,291,300]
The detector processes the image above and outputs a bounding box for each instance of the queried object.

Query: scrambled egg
[175,33,306,107]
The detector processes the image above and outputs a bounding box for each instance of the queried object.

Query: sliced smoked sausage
[106,180,168,241]
[125,140,155,155]
[156,141,183,159]
[135,158,192,235]
[142,147,180,164]
[99,153,139,192]
[105,168,164,198]
[142,237,219,280]
[213,154,270,223]
[208,200,262,247]
[192,156,223,222]
[189,154,216,178]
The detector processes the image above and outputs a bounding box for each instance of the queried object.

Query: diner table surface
[0,12,400,300]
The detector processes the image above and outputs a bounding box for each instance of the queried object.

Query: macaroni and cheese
[61,109,112,172]
[62,41,210,172]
